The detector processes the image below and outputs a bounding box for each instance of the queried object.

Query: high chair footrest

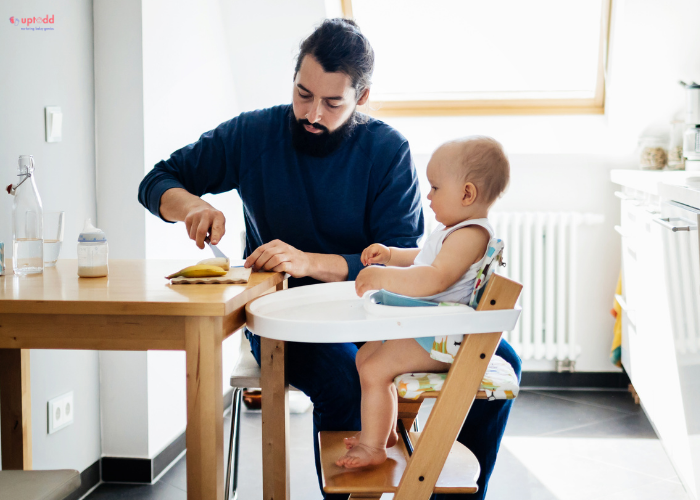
[319,431,479,495]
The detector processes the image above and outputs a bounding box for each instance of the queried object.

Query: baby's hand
[355,266,386,296]
[361,244,391,266]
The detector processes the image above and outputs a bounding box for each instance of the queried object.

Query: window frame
[341,0,612,117]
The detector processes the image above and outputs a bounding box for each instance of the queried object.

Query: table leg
[185,317,224,500]
[0,349,32,470]
[261,337,290,500]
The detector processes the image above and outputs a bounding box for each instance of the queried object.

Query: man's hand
[184,205,226,249]
[361,243,391,266]
[244,239,312,278]
[355,266,387,296]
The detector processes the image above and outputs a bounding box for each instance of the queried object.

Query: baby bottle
[77,218,108,278]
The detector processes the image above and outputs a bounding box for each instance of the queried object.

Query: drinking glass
[43,211,65,267]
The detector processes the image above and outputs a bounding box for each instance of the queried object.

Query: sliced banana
[197,257,230,271]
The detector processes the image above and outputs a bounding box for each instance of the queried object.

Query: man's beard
[290,111,358,157]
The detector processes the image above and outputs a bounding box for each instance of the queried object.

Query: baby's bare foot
[344,430,398,450]
[344,434,359,449]
[335,443,387,468]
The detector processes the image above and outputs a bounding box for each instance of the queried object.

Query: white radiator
[490,212,604,365]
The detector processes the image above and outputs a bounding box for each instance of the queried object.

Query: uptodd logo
[9,15,55,31]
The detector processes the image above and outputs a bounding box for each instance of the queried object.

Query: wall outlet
[48,391,74,434]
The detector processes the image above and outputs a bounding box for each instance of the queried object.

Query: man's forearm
[307,253,349,282]
[159,188,211,222]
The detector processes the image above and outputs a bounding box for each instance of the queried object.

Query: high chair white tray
[245,281,521,343]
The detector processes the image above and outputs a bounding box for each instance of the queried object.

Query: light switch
[45,106,62,143]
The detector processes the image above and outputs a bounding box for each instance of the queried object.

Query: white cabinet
[614,182,700,498]
[635,207,689,484]
[656,201,700,496]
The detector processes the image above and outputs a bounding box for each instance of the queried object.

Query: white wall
[29,350,102,471]
[0,0,101,471]
[220,0,328,113]
[93,0,150,460]
[94,0,146,260]
[99,352,149,458]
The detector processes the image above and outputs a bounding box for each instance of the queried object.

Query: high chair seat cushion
[395,354,519,401]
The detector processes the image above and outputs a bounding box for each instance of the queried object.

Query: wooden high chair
[318,274,523,499]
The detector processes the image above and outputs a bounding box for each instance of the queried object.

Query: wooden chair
[318,274,523,499]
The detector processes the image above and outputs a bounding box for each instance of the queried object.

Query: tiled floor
[84,390,691,500]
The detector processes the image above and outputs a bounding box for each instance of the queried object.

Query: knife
[205,237,228,259]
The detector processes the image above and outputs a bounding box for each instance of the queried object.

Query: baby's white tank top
[413,218,494,305]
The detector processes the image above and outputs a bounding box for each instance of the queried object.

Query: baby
[336,136,510,468]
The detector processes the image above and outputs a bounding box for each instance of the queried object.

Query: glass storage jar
[639,136,668,170]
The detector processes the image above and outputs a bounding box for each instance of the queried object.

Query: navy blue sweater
[138,104,424,288]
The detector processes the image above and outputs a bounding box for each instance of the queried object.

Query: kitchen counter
[610,169,700,195]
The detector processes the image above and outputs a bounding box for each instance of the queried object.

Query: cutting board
[170,267,252,285]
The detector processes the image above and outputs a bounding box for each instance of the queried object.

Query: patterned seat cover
[395,354,519,401]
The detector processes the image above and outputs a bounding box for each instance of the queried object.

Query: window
[342,0,612,116]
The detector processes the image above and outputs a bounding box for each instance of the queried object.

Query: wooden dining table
[0,259,285,500]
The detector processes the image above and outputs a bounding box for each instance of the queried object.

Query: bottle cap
[78,218,107,243]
